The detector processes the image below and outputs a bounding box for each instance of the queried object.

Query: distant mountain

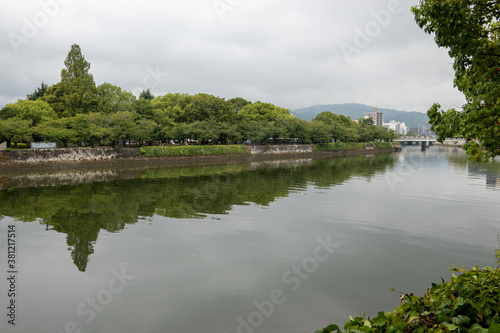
[291,103,429,129]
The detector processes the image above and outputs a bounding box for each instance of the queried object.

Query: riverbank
[0,143,401,171]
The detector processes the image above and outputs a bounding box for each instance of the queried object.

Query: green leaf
[489,324,500,333]
[444,323,460,331]
[323,324,340,332]
[371,312,388,327]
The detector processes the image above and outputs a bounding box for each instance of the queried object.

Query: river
[0,146,499,333]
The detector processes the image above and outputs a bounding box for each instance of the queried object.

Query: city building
[383,120,408,135]
[364,108,384,127]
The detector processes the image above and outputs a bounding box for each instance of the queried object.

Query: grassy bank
[371,142,396,149]
[313,142,367,151]
[139,145,248,157]
[315,251,500,333]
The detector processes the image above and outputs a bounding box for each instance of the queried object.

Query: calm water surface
[0,146,499,333]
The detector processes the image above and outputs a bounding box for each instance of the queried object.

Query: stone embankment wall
[246,144,313,154]
[0,147,140,164]
[0,144,400,168]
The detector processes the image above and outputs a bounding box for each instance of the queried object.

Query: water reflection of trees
[0,154,396,271]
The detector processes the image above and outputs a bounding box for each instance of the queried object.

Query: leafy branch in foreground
[315,250,500,333]
[412,0,500,162]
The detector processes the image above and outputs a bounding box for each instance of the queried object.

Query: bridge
[394,137,437,149]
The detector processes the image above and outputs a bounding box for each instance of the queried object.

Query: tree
[131,119,158,145]
[283,118,311,143]
[314,111,341,125]
[3,99,58,126]
[309,120,332,143]
[70,113,112,148]
[97,83,136,114]
[151,93,192,123]
[139,89,154,100]
[60,44,98,116]
[237,102,294,122]
[236,120,270,143]
[40,83,66,117]
[109,111,137,146]
[27,82,49,100]
[228,97,251,114]
[412,0,500,161]
[35,118,77,147]
[184,93,234,123]
[0,118,33,147]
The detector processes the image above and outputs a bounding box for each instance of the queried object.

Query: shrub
[10,143,28,149]
[314,142,366,151]
[315,250,500,333]
[139,145,248,157]
[371,142,394,149]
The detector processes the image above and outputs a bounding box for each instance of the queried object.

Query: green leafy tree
[70,113,112,147]
[134,98,155,120]
[0,118,33,147]
[309,120,332,143]
[3,99,58,126]
[40,83,66,117]
[60,44,98,116]
[27,82,49,100]
[35,118,77,147]
[97,83,136,114]
[0,106,19,120]
[109,111,137,146]
[237,101,294,122]
[184,93,234,123]
[151,93,192,123]
[359,117,374,126]
[314,111,342,125]
[412,0,500,161]
[139,89,154,100]
[228,97,252,114]
[131,119,158,145]
[283,118,311,143]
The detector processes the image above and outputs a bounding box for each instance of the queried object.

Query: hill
[291,103,429,129]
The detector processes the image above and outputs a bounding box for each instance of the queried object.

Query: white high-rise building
[383,120,408,135]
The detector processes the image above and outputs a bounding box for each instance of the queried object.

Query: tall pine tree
[60,44,98,116]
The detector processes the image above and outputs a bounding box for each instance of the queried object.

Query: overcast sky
[1,0,466,113]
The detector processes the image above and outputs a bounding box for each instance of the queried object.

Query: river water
[0,146,499,333]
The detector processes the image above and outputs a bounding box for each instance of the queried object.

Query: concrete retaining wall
[0,144,400,169]
[246,144,313,154]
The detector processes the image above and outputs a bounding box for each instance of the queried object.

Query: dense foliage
[315,250,500,333]
[0,44,396,148]
[314,142,367,151]
[139,145,248,157]
[412,0,500,161]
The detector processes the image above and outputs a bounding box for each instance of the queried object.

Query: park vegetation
[412,0,500,161]
[0,44,396,149]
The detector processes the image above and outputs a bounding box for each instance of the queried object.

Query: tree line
[0,44,396,148]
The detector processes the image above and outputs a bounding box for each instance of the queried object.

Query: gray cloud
[0,0,465,112]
